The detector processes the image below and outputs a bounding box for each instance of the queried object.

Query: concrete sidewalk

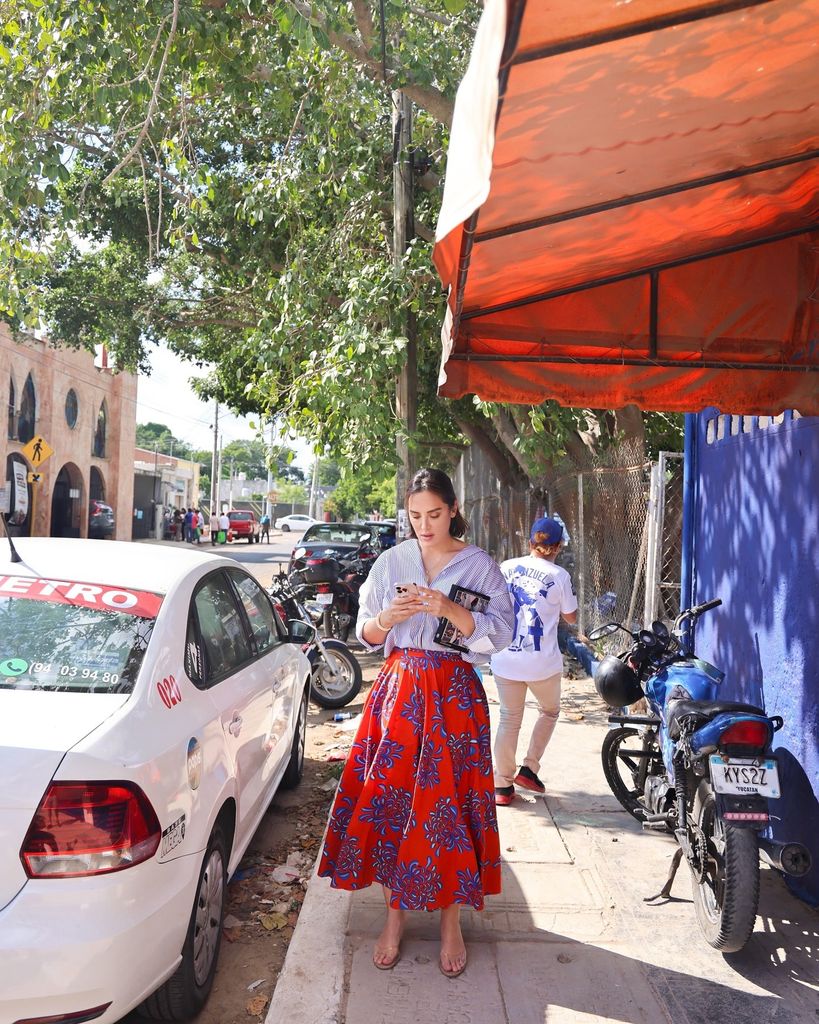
[268,671,819,1024]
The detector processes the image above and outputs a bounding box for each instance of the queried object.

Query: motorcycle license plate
[709,756,780,798]
[315,593,334,604]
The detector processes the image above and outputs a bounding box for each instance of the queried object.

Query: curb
[265,867,351,1024]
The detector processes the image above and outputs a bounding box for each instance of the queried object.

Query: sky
[136,344,313,471]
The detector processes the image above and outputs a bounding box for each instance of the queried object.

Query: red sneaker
[514,766,545,794]
[495,786,516,806]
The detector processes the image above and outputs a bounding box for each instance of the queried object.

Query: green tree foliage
[135,421,193,458]
[222,439,304,481]
[0,1,678,490]
[324,467,395,521]
[273,478,308,506]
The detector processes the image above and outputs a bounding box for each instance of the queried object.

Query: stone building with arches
[1,324,136,540]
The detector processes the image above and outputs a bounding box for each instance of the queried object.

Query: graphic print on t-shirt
[507,567,555,652]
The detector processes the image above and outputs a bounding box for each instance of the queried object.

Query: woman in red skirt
[318,469,514,978]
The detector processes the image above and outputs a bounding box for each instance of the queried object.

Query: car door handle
[227,714,243,736]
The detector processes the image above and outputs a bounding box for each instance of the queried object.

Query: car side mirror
[287,619,317,644]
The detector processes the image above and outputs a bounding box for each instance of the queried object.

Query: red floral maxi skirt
[318,648,501,911]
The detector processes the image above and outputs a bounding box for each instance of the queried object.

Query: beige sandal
[373,945,401,970]
[439,952,467,978]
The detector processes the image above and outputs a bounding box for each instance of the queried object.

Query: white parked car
[0,538,312,1024]
[274,513,317,532]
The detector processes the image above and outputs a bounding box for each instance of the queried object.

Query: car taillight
[20,781,161,878]
[718,720,769,750]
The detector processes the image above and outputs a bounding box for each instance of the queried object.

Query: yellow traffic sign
[27,472,43,484]
[21,436,54,467]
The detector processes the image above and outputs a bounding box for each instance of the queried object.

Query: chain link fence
[454,447,539,564]
[455,443,683,661]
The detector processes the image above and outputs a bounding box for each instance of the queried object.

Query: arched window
[65,388,78,429]
[7,376,15,439]
[93,400,107,458]
[17,374,36,444]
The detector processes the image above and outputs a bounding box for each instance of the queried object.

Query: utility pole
[228,457,235,508]
[265,421,274,519]
[210,401,219,516]
[393,89,417,524]
[308,457,319,519]
[216,433,223,512]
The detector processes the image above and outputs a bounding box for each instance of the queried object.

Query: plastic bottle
[333,712,353,722]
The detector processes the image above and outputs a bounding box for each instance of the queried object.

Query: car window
[228,570,282,653]
[229,512,252,521]
[0,576,159,693]
[192,575,252,683]
[303,524,370,544]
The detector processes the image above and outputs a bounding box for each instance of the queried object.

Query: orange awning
[433,0,819,414]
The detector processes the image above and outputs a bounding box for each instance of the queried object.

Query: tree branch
[491,407,532,477]
[350,0,377,49]
[407,3,453,27]
[451,407,525,487]
[102,0,180,185]
[283,0,454,126]
[414,219,435,244]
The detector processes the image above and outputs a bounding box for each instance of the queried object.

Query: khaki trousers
[493,671,562,788]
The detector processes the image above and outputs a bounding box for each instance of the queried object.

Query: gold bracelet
[374,611,390,633]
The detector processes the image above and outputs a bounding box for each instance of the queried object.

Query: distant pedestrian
[490,517,578,806]
[259,512,271,543]
[218,511,230,544]
[183,508,195,543]
[196,509,204,544]
[173,508,184,541]
[211,508,218,545]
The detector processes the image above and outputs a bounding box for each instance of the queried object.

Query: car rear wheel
[281,524,290,531]
[140,825,228,1021]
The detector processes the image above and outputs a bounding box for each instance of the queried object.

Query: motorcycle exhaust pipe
[757,837,812,877]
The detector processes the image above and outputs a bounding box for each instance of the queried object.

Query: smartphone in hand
[395,582,419,595]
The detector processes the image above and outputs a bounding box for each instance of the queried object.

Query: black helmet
[594,655,642,708]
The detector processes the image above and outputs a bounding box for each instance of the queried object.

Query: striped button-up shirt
[355,540,514,665]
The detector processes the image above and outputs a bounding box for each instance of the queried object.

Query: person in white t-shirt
[490,516,578,806]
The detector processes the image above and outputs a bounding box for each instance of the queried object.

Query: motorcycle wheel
[310,639,363,708]
[601,726,652,820]
[690,779,759,952]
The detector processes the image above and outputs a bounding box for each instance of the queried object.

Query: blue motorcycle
[589,599,811,952]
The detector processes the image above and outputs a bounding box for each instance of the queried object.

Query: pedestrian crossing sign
[21,436,54,467]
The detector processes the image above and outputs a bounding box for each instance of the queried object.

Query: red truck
[227,509,261,544]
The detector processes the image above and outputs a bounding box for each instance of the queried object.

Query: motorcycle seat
[666,698,767,740]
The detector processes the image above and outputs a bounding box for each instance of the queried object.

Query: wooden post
[393,90,417,522]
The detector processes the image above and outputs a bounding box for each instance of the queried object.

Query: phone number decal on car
[0,575,163,617]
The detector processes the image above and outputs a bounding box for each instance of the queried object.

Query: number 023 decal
[157,674,182,708]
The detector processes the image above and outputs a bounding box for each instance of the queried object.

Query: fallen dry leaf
[259,912,288,931]
[246,994,269,1016]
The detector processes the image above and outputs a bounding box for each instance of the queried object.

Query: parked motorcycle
[268,570,362,709]
[590,599,811,952]
[292,539,376,642]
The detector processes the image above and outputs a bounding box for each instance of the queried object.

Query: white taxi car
[0,538,311,1024]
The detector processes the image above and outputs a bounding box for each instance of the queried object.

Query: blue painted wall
[688,410,819,904]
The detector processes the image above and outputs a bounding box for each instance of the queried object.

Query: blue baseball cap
[530,516,563,545]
